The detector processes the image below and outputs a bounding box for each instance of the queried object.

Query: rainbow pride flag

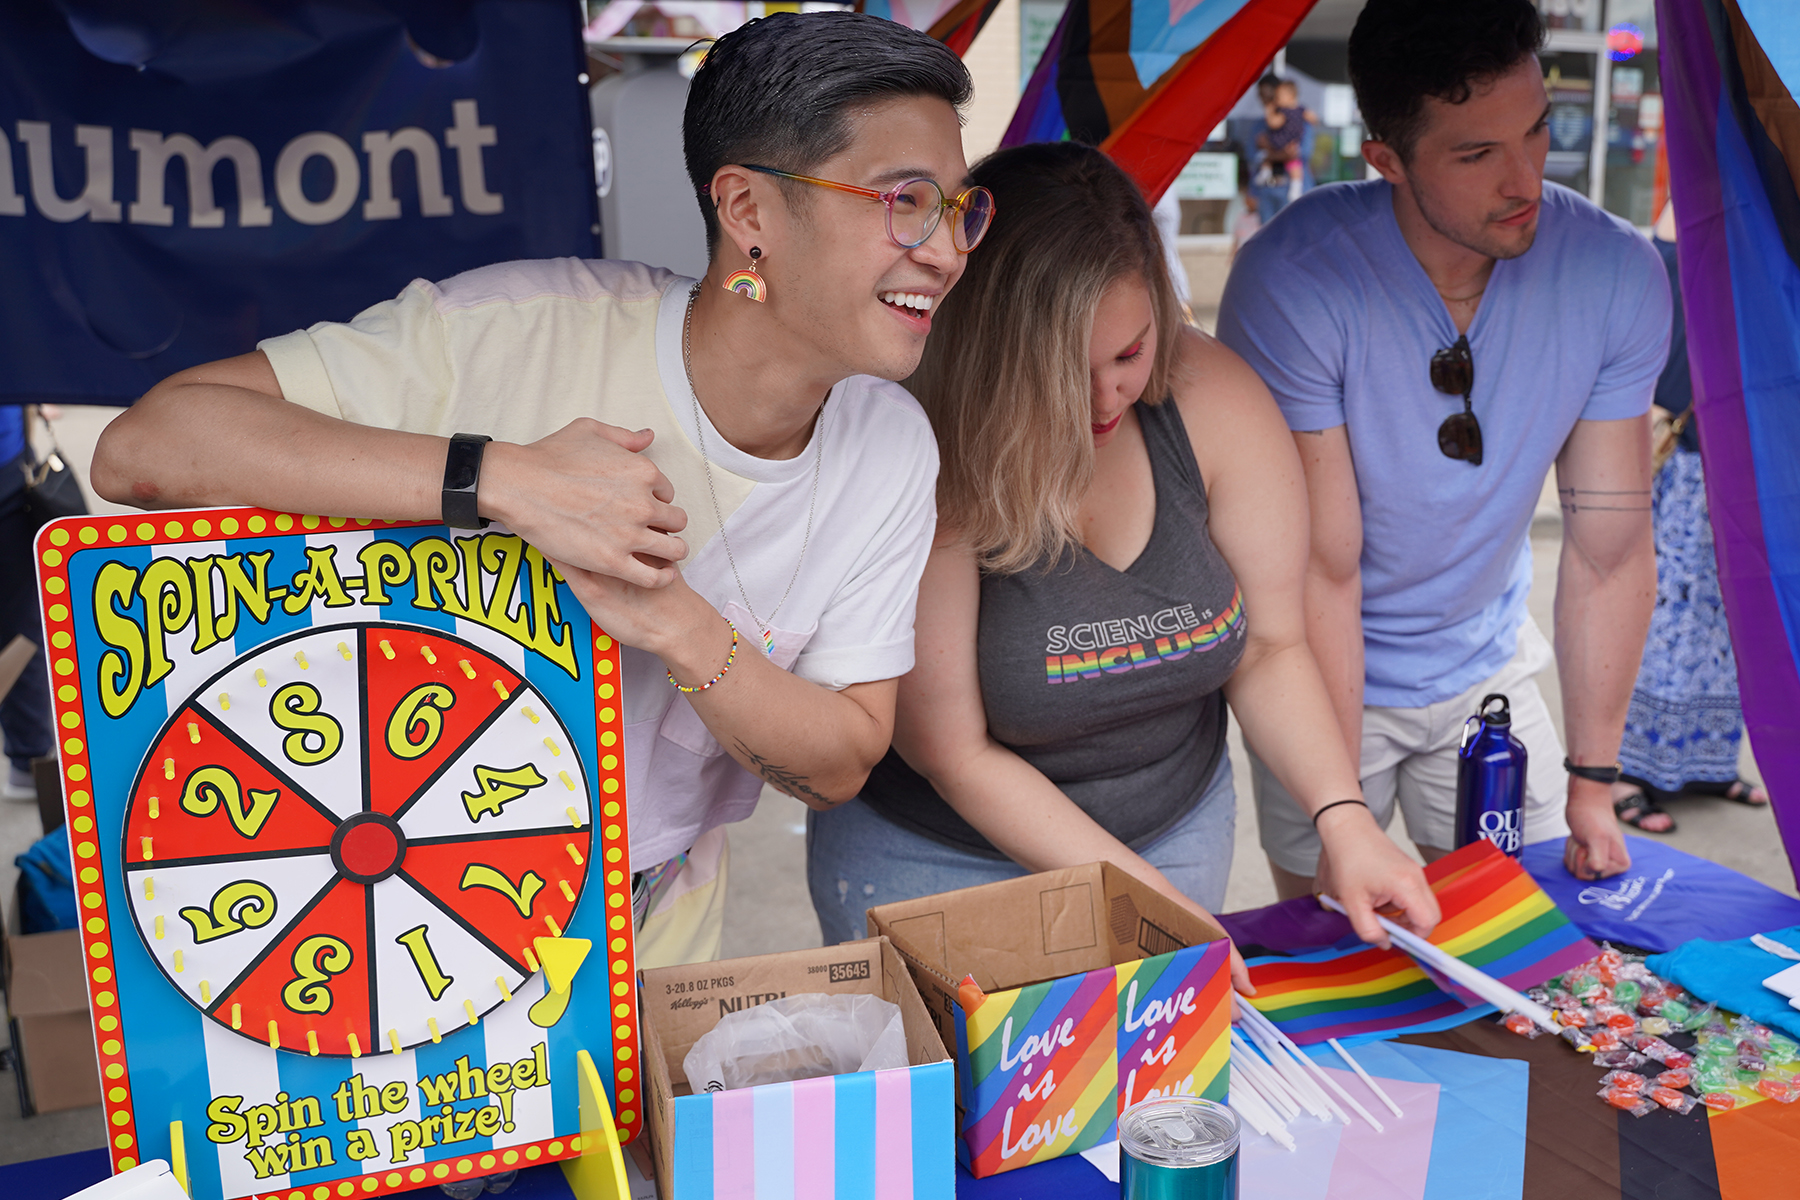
[1244,842,1597,1045]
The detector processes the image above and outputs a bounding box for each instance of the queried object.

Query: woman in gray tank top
[807,144,1439,986]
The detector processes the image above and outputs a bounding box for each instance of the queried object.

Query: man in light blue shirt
[1217,0,1668,889]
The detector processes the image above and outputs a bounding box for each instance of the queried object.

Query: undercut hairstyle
[1348,0,1545,161]
[683,12,972,252]
[906,143,1184,575]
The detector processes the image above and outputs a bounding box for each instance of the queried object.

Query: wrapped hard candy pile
[1504,945,1800,1117]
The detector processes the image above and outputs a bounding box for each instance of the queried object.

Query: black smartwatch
[442,433,492,529]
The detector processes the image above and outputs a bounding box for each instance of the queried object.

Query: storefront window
[1538,0,1662,226]
[1540,0,1603,32]
[1544,52,1596,200]
[1605,50,1661,226]
[1602,0,1660,226]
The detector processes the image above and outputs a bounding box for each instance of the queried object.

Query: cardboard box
[639,937,955,1200]
[867,862,1232,1178]
[4,889,102,1115]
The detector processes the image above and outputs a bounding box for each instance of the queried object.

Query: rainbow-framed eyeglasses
[743,164,995,253]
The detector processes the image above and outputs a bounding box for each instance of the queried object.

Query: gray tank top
[860,398,1247,854]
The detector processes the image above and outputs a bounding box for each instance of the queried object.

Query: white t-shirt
[259,257,939,864]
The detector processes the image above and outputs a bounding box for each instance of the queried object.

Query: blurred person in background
[1611,201,1769,833]
[1,404,54,802]
[1152,189,1194,322]
[1260,77,1318,204]
[1249,74,1293,222]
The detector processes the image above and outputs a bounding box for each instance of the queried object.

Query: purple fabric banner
[1659,0,1800,885]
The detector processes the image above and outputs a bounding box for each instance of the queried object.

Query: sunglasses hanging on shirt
[1431,334,1482,465]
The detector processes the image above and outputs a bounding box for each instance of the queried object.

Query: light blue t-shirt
[1216,180,1671,707]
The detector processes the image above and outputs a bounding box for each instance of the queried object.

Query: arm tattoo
[733,739,831,805]
[1559,487,1651,513]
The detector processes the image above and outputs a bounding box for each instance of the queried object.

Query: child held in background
[1260,79,1317,202]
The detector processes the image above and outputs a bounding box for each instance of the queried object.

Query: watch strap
[1563,757,1622,784]
[442,433,492,529]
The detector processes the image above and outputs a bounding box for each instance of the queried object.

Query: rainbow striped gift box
[1245,841,1598,1045]
[667,1063,955,1200]
[953,939,1231,1176]
[871,865,1232,1180]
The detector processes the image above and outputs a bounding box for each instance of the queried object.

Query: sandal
[1683,778,1771,806]
[1614,788,1677,834]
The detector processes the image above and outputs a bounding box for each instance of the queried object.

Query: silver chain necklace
[682,281,823,657]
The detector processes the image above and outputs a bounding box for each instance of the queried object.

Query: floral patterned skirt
[1619,447,1744,791]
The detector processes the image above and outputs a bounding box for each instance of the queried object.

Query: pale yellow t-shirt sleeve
[256,280,455,433]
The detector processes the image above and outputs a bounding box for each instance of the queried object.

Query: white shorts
[1254,619,1571,876]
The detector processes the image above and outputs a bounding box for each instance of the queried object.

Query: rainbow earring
[723,246,767,303]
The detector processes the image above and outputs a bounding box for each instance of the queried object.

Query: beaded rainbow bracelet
[668,623,739,693]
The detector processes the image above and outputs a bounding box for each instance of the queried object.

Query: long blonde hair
[906,142,1183,574]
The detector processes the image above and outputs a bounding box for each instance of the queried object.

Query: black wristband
[442,433,492,529]
[1311,798,1369,827]
[1563,758,1621,784]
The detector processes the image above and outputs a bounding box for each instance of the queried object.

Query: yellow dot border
[591,626,640,1141]
[34,507,644,1175]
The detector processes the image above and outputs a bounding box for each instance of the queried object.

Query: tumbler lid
[1479,692,1512,726]
[1118,1097,1239,1168]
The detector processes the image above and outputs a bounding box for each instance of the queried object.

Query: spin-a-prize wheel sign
[36,509,639,1200]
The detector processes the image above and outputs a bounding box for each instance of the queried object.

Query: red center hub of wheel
[331,812,407,885]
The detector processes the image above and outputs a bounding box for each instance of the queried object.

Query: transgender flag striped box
[669,1062,954,1199]
[641,939,956,1199]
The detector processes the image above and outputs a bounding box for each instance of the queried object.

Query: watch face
[121,622,594,1056]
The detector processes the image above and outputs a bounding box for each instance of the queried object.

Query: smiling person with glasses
[1216,0,1669,892]
[806,143,1442,986]
[92,12,980,968]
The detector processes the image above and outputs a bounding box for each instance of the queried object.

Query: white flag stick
[1327,1037,1405,1118]
[1235,997,1385,1133]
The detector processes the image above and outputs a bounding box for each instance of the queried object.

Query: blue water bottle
[1454,693,1527,857]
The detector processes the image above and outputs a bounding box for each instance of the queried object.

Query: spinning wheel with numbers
[120,622,594,1056]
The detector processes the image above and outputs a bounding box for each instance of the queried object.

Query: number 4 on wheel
[37,509,639,1200]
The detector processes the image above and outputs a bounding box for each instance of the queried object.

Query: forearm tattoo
[733,739,831,805]
[1559,487,1651,513]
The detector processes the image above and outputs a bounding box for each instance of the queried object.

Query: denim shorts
[805,756,1236,946]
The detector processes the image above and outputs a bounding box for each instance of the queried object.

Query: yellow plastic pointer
[527,935,592,1027]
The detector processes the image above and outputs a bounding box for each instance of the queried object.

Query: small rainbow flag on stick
[1244,841,1598,1045]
